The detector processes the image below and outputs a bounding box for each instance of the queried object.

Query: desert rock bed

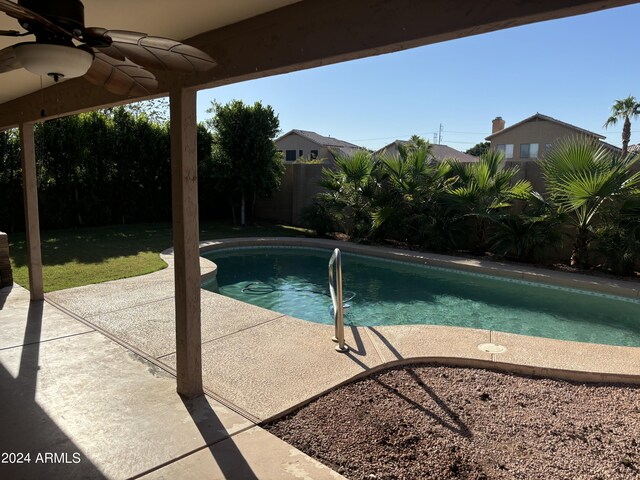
[265,364,640,479]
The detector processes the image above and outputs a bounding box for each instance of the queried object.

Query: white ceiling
[0,0,300,104]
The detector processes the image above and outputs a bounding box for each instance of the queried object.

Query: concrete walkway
[0,284,345,480]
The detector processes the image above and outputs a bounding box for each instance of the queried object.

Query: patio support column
[170,86,203,398]
[20,122,44,301]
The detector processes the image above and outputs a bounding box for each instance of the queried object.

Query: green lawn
[8,221,310,293]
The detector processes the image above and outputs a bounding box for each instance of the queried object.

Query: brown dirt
[265,364,640,479]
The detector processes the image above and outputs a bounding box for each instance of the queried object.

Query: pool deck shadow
[45,237,640,425]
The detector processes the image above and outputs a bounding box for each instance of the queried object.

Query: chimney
[492,116,505,134]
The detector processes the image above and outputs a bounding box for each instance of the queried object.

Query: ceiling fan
[0,0,217,96]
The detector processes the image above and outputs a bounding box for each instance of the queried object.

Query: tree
[0,129,23,231]
[488,193,565,262]
[316,150,378,240]
[592,197,640,275]
[604,96,640,157]
[206,100,284,225]
[466,142,491,157]
[409,134,428,148]
[444,150,532,254]
[539,137,640,268]
[400,135,434,158]
[371,144,454,247]
[101,98,170,125]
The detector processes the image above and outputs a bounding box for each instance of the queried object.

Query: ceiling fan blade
[0,0,73,37]
[0,45,21,73]
[0,29,23,36]
[84,28,217,73]
[84,51,158,97]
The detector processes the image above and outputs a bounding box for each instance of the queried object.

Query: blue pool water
[202,247,640,347]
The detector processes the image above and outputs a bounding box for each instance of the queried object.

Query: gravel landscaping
[266,364,640,479]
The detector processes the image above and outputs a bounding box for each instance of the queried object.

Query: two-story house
[486,113,620,161]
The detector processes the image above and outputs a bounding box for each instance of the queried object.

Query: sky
[196,4,640,152]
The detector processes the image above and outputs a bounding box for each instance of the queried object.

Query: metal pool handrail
[328,248,348,353]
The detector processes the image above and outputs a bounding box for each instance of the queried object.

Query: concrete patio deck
[0,284,345,480]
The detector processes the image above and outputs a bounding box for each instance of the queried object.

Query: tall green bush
[592,198,640,275]
[0,129,23,232]
[315,150,379,240]
[444,151,532,254]
[0,106,215,231]
[372,144,456,249]
[488,193,565,262]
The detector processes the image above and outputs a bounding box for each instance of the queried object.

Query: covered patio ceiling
[1,0,638,129]
[0,0,299,107]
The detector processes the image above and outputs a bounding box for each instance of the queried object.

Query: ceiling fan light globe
[14,43,93,79]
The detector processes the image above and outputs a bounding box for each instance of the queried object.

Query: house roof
[485,113,606,141]
[599,140,622,153]
[374,140,478,163]
[629,144,640,153]
[432,144,479,163]
[372,139,409,157]
[276,129,363,156]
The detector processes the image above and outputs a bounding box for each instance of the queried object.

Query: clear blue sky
[197,4,640,151]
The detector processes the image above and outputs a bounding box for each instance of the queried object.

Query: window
[520,143,539,159]
[285,150,297,162]
[545,143,553,155]
[505,144,514,159]
[310,150,318,159]
[299,150,304,157]
[496,144,514,159]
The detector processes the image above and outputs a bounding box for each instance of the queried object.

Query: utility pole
[433,133,438,144]
[438,123,443,145]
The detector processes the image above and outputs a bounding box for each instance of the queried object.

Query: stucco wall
[258,158,548,226]
[505,160,547,194]
[254,163,326,225]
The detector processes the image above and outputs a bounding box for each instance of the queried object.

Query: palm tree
[539,137,640,268]
[371,144,453,244]
[397,135,433,158]
[444,150,532,254]
[409,134,429,149]
[489,192,565,262]
[593,197,640,275]
[317,150,378,239]
[604,96,640,157]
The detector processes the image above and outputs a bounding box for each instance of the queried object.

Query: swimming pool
[202,246,640,347]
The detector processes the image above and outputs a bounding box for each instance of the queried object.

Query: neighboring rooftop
[485,113,606,141]
[276,129,363,156]
[374,140,478,163]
